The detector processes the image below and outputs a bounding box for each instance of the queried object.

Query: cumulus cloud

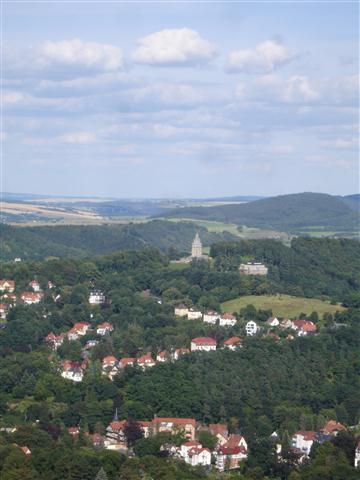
[283,76,319,102]
[226,40,297,74]
[37,39,123,71]
[132,28,217,66]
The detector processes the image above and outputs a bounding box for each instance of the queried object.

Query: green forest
[0,238,359,479]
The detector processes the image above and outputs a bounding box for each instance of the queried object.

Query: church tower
[191,232,202,258]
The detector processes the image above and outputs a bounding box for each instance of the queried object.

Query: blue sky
[3,1,359,198]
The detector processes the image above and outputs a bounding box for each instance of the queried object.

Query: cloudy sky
[3,1,359,198]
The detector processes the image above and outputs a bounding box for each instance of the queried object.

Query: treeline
[0,221,236,262]
[211,237,360,299]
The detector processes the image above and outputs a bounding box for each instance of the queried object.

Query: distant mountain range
[159,192,360,232]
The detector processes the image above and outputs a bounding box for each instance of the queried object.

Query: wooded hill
[0,221,236,262]
[160,192,360,232]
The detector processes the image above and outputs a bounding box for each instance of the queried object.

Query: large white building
[239,262,268,275]
[180,442,211,467]
[191,337,217,352]
[245,320,258,336]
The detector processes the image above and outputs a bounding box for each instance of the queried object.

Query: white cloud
[58,132,97,144]
[226,40,297,74]
[132,28,217,66]
[283,76,319,102]
[4,91,27,105]
[37,39,123,72]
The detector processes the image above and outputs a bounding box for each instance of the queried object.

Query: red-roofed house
[137,353,156,370]
[68,427,80,436]
[61,360,84,382]
[292,320,317,336]
[216,445,247,471]
[0,280,15,293]
[119,357,135,368]
[45,332,65,349]
[191,337,217,352]
[219,312,237,327]
[321,420,346,436]
[20,292,43,305]
[292,431,317,455]
[152,417,196,440]
[102,356,117,368]
[68,322,91,340]
[223,337,243,351]
[209,423,229,446]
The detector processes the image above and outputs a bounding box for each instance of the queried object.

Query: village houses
[187,308,203,320]
[179,441,211,467]
[292,320,317,336]
[20,292,43,305]
[223,336,243,351]
[61,360,84,382]
[96,322,114,336]
[215,434,248,471]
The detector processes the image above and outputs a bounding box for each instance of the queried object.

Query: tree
[95,467,109,480]
[124,418,144,447]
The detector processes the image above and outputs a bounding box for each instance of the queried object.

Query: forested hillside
[0,221,236,261]
[160,193,359,232]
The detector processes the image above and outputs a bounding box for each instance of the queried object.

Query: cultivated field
[221,294,345,318]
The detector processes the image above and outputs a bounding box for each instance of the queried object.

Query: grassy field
[221,294,345,318]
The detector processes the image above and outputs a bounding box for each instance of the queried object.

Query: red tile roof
[293,320,317,332]
[224,336,242,346]
[322,420,346,435]
[295,431,317,441]
[191,337,216,345]
[102,356,117,364]
[221,312,236,319]
[219,445,246,455]
[153,417,196,427]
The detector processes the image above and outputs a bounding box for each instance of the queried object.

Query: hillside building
[239,262,268,275]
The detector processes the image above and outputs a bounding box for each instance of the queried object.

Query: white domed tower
[191,232,202,258]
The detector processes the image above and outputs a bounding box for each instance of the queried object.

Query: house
[280,318,294,329]
[208,423,228,446]
[355,441,360,468]
[96,322,114,336]
[180,441,211,467]
[106,419,151,449]
[245,320,258,336]
[321,420,346,436]
[84,339,99,350]
[68,427,80,436]
[266,317,279,327]
[67,322,91,340]
[174,304,189,317]
[14,257,22,262]
[152,417,196,440]
[156,350,169,362]
[219,312,237,327]
[0,303,10,320]
[119,357,136,368]
[29,280,41,292]
[172,348,190,360]
[291,431,317,455]
[89,289,105,305]
[20,292,43,305]
[0,280,15,293]
[215,434,248,470]
[292,320,317,336]
[239,262,268,276]
[45,332,65,349]
[102,356,118,368]
[187,308,202,320]
[191,337,217,352]
[137,353,156,369]
[47,281,55,289]
[203,310,219,324]
[61,360,84,382]
[216,445,247,470]
[223,336,243,351]
[19,446,31,456]
[0,293,16,303]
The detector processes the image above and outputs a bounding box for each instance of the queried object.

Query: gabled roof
[224,336,242,346]
[102,355,117,364]
[153,417,196,427]
[191,337,216,345]
[293,320,317,332]
[209,423,228,437]
[97,322,113,330]
[221,312,236,319]
[321,420,346,435]
[0,280,15,287]
[137,353,154,363]
[294,431,317,441]
[219,445,247,455]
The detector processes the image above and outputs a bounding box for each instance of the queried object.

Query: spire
[114,408,118,421]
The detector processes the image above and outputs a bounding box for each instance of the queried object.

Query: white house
[156,350,169,362]
[291,431,317,456]
[172,348,190,360]
[68,322,91,340]
[203,310,219,324]
[89,289,105,305]
[0,303,9,320]
[266,317,279,327]
[180,442,211,467]
[239,262,268,276]
[245,320,258,336]
[137,353,156,370]
[219,312,237,327]
[29,280,41,292]
[174,304,189,317]
[61,361,84,382]
[187,308,202,320]
[191,337,217,352]
[96,322,114,336]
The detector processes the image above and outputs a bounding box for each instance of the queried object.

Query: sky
[2,1,359,198]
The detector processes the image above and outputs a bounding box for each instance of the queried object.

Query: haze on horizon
[3,2,359,198]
